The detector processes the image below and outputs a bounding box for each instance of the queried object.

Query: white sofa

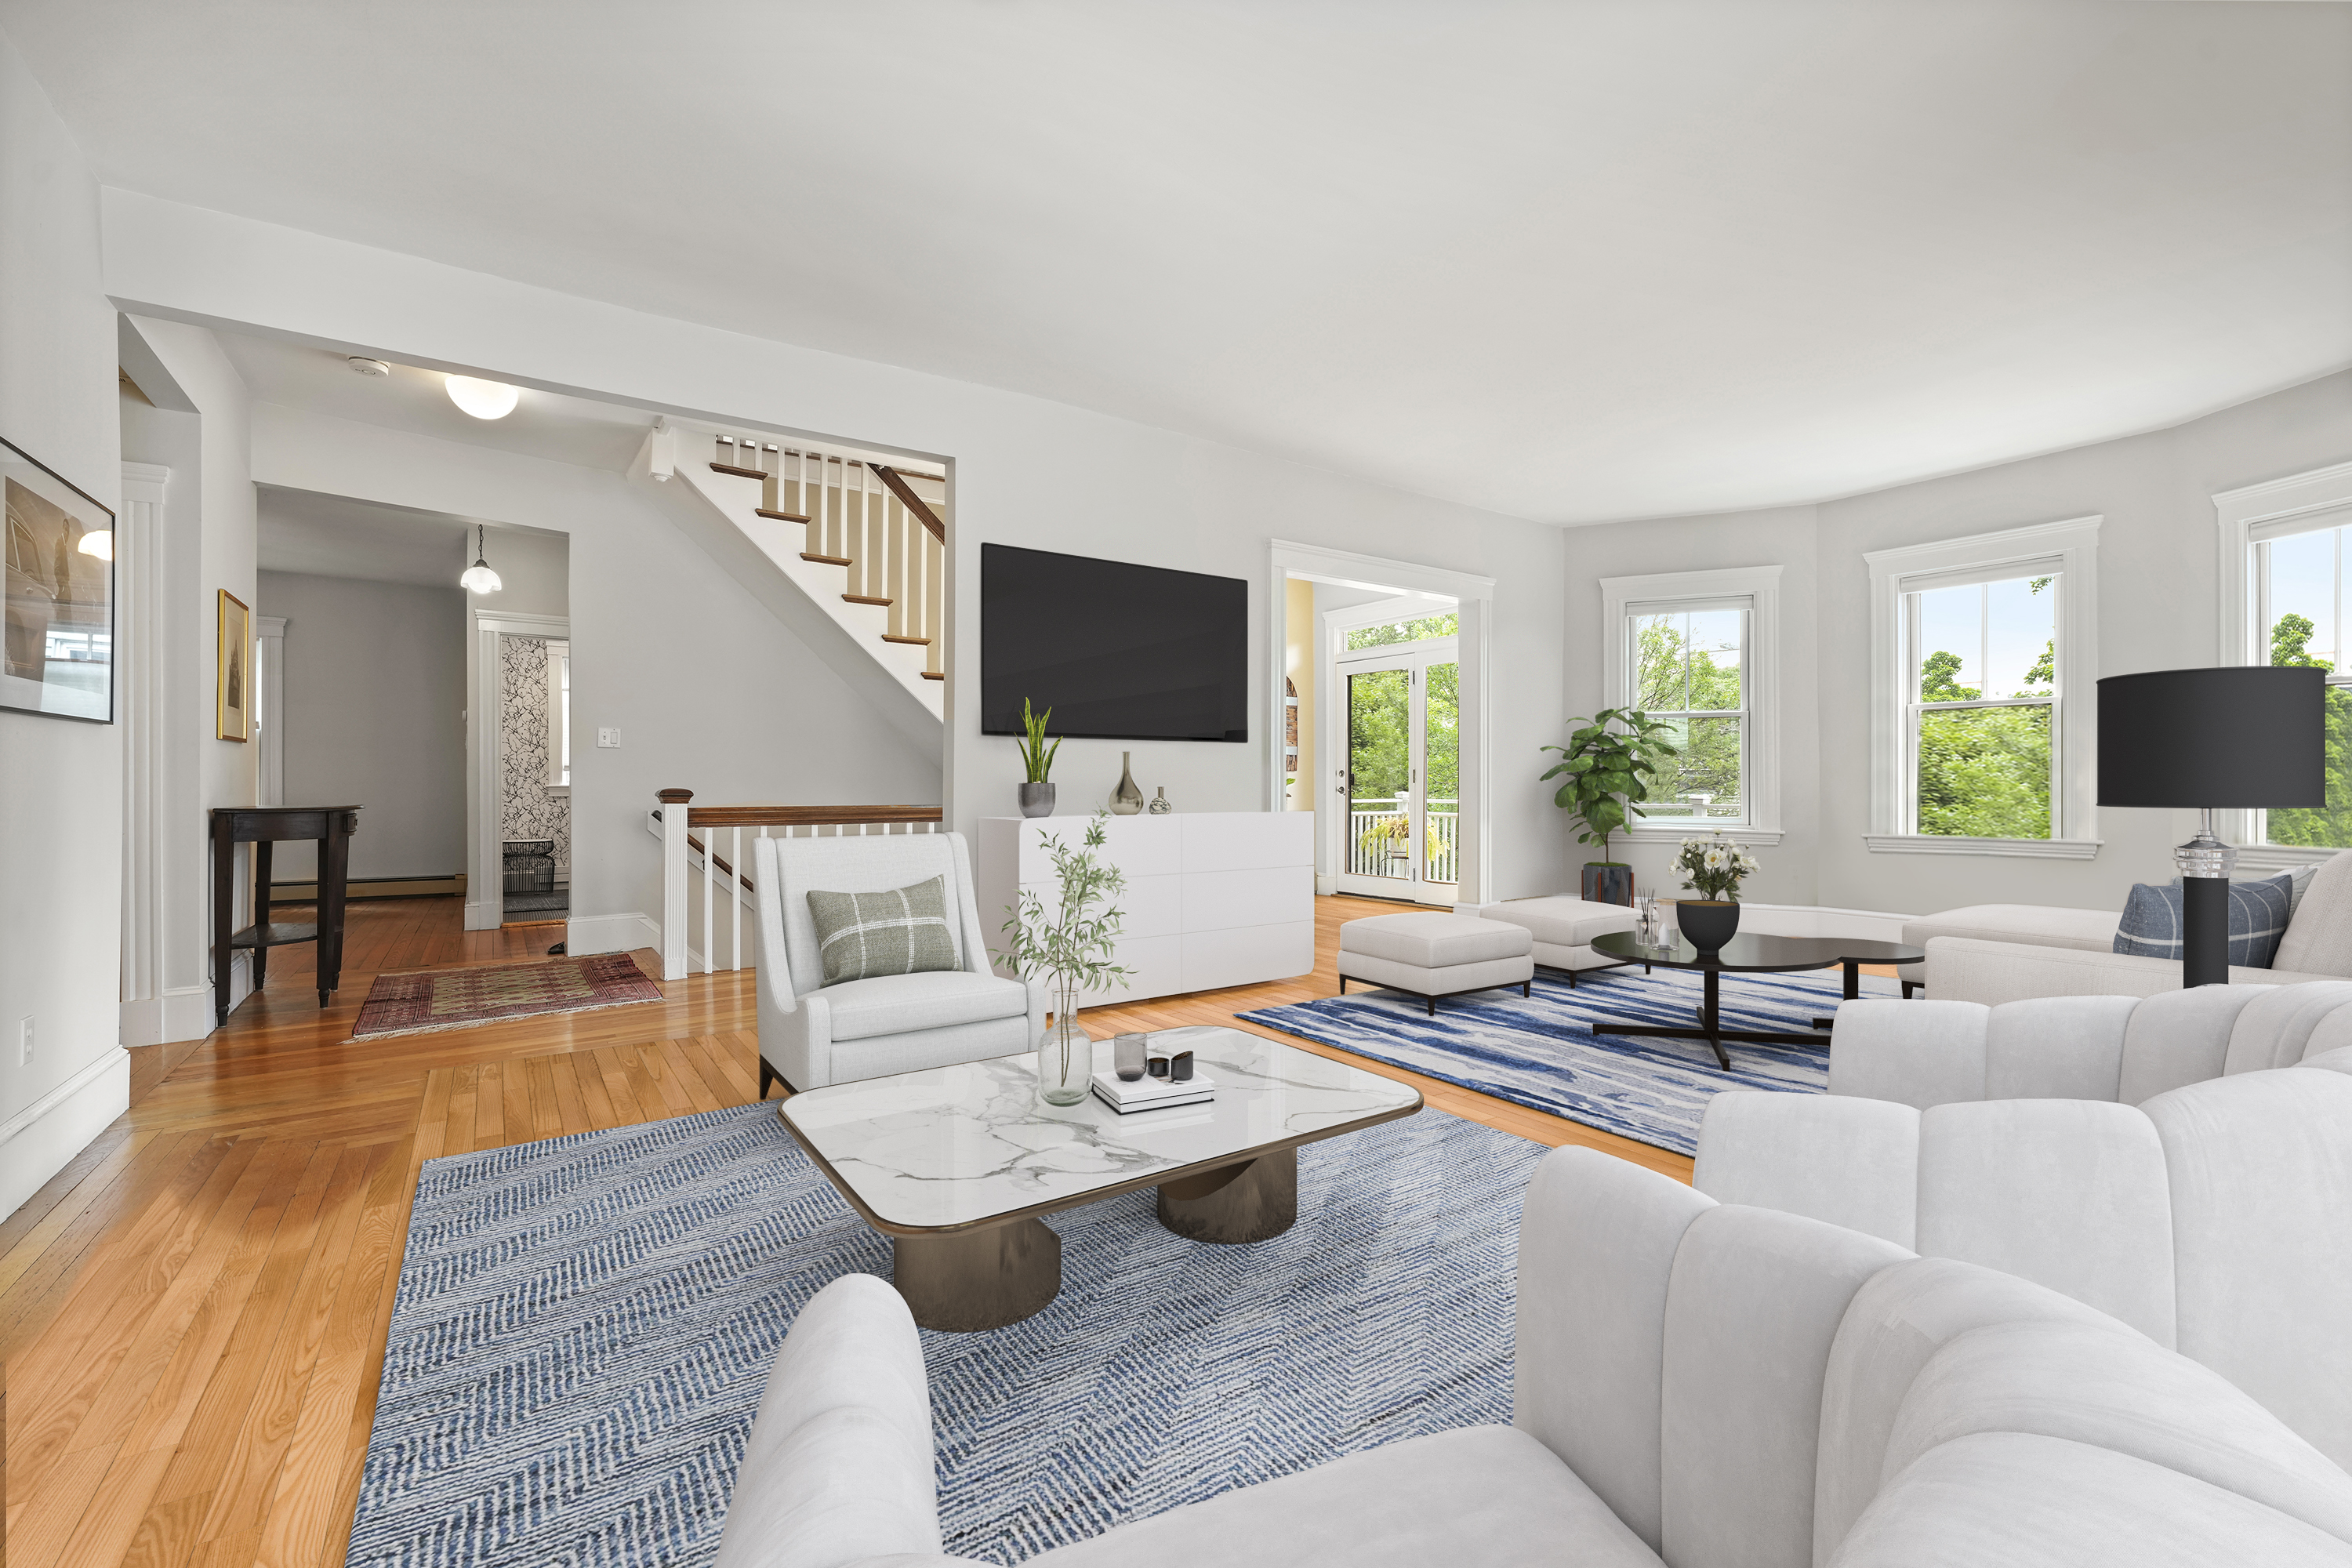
[1456,895,1640,977]
[752,832,1046,1092]
[1696,983,2352,1472]
[1911,851,2352,1005]
[713,1145,2352,1568]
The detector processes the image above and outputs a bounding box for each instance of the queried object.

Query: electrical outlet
[597,727,621,748]
[17,1015,31,1067]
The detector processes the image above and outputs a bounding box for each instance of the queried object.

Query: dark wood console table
[209,805,361,1026]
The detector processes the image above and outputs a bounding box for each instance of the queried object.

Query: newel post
[658,789,693,980]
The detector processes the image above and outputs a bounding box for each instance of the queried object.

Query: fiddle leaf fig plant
[1540,708,1680,863]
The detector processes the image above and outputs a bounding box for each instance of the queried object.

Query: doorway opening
[1271,542,1496,909]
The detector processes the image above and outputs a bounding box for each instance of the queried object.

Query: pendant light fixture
[446,374,521,419]
[459,524,503,594]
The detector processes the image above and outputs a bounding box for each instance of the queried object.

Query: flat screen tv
[981,543,1248,742]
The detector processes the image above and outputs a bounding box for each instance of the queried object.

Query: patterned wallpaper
[500,635,570,872]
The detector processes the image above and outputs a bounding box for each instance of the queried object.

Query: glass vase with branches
[997,811,1134,1104]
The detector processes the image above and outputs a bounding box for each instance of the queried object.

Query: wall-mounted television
[981,543,1248,742]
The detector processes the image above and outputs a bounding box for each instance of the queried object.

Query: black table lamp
[2097,666,2326,987]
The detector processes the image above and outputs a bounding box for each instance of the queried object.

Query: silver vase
[1018,781,1055,818]
[1109,751,1145,815]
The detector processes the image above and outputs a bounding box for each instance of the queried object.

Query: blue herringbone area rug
[1240,964,1897,1155]
[347,1102,1547,1568]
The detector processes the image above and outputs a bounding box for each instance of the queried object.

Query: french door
[1334,642,1459,902]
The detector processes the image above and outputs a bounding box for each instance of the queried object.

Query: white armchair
[714,1146,2352,1568]
[1696,983,2352,1472]
[752,832,1046,1094]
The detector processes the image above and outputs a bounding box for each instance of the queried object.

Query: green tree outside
[1913,582,2053,839]
[2263,612,2352,848]
[1633,615,1743,818]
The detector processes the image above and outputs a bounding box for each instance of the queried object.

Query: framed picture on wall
[2,435,115,723]
[217,589,252,742]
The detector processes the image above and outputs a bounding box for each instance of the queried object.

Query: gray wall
[1566,368,2352,916]
[256,570,466,880]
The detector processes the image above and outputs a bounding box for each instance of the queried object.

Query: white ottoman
[1337,912,1535,1014]
[1460,896,1641,982]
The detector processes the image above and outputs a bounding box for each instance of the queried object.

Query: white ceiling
[260,487,515,588]
[15,2,2352,524]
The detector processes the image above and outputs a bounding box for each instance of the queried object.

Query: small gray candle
[1113,1033,1149,1081]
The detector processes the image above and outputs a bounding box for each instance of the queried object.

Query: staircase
[644,419,947,718]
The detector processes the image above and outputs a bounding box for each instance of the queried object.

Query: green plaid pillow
[805,876,958,985]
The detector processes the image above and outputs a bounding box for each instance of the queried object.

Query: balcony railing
[1348,797,1458,883]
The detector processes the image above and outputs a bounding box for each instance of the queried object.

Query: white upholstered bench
[1336,911,1534,1014]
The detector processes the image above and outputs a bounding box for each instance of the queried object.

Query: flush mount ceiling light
[347,356,390,377]
[77,527,112,561]
[445,374,521,419]
[459,524,503,594]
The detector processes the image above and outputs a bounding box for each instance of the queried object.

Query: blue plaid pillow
[2113,871,2294,967]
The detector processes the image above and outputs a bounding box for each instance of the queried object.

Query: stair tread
[756,508,811,522]
[800,553,853,566]
[843,593,893,607]
[710,462,768,478]
[881,633,931,645]
[921,670,946,681]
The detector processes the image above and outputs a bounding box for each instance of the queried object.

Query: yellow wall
[1283,576,1315,811]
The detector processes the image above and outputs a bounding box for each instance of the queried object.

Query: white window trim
[1864,516,2101,858]
[2213,458,2352,852]
[545,638,572,794]
[1599,564,1783,847]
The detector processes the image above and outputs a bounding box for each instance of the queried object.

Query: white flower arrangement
[1675,832,1760,902]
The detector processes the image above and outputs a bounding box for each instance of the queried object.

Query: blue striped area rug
[1238,964,1897,1156]
[347,1101,1547,1568]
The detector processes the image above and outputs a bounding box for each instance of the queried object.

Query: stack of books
[1090,1065,1216,1113]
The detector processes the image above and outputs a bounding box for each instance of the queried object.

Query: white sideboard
[977,812,1315,1007]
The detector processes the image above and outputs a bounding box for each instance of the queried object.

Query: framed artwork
[217,589,252,742]
[2,435,115,723]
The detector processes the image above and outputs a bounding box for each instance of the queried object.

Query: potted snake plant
[1016,697,1060,817]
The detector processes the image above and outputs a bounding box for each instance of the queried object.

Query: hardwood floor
[0,892,1689,1567]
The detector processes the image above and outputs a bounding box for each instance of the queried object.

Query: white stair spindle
[886,496,907,637]
[731,825,742,973]
[702,821,714,975]
[924,528,943,674]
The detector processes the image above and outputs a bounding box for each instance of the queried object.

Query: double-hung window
[2235,497,2352,851]
[1865,517,2100,858]
[1600,565,1781,843]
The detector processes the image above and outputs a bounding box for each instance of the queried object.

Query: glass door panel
[1347,666,1413,886]
[1422,662,1459,889]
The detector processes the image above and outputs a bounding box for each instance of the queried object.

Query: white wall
[1564,370,2352,917]
[98,191,1573,906]
[0,29,126,1219]
[246,405,942,951]
[255,570,464,880]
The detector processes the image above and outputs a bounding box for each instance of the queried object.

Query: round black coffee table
[1584,931,1927,1070]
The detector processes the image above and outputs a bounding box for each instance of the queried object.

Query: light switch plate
[597,728,620,748]
[17,1015,31,1066]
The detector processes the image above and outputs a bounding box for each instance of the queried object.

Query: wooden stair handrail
[870,463,948,543]
[652,792,944,829]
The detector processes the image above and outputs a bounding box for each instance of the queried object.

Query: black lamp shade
[2096,666,2326,809]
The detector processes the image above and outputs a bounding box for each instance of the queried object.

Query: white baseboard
[121,983,218,1047]
[567,911,661,956]
[0,1047,131,1224]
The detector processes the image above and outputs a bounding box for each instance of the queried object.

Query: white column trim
[255,615,286,808]
[118,462,170,1040]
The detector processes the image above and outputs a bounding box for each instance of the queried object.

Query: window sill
[2232,843,2339,871]
[1862,833,2101,860]
[1621,826,1784,847]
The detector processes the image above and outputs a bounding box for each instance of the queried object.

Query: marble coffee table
[776,1025,1422,1330]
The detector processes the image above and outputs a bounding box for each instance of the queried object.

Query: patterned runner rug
[347,1102,1545,1567]
[349,953,661,1040]
[1238,964,1899,1156]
